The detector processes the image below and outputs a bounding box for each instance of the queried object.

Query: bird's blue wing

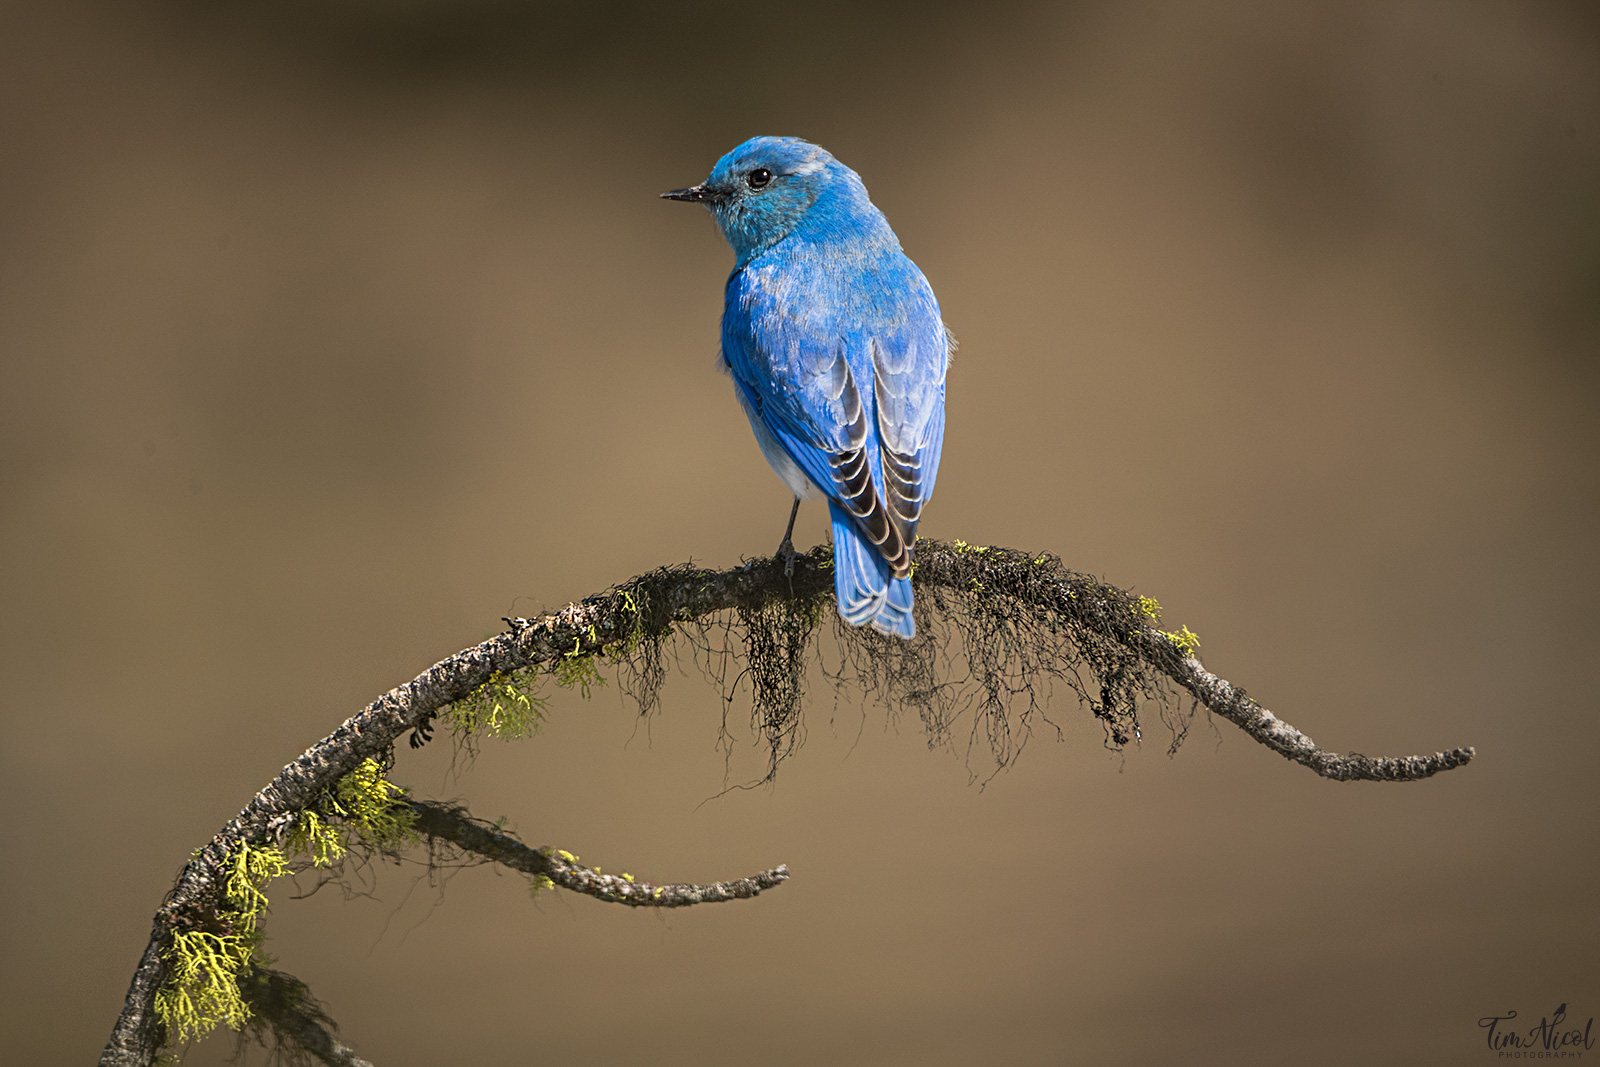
[722,249,948,579]
[722,322,862,502]
[870,303,948,553]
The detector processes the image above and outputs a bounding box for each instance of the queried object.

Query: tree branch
[1149,640,1473,781]
[238,967,374,1067]
[101,540,1474,1066]
[407,800,790,906]
[225,802,788,1067]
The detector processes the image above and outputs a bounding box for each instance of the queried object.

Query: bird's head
[663,136,859,265]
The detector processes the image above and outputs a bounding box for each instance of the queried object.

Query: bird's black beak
[661,184,723,204]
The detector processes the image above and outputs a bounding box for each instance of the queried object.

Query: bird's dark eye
[746,168,773,189]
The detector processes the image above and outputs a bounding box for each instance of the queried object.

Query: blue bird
[664,136,950,639]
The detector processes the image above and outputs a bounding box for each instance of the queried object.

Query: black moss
[589,540,1182,786]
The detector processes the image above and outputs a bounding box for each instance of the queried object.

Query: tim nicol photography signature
[1479,1004,1595,1056]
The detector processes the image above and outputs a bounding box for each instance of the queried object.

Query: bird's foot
[776,537,797,579]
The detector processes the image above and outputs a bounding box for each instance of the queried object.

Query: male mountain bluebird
[663,136,949,639]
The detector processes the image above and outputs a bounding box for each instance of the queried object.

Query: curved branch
[101,540,1474,1066]
[408,800,789,906]
[239,967,374,1067]
[905,545,1474,780]
[217,800,792,1067]
[1151,640,1474,781]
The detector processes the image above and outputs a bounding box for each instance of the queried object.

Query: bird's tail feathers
[830,501,915,639]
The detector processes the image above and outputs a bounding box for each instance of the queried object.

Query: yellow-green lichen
[156,928,255,1042]
[1163,625,1201,657]
[157,760,415,1047]
[553,641,606,698]
[282,810,342,868]
[331,758,417,851]
[284,757,418,867]
[443,669,547,741]
[600,589,645,663]
[1135,596,1163,621]
[154,840,288,1043]
[222,842,287,927]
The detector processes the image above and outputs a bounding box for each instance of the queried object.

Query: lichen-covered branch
[102,540,1474,1067]
[221,804,788,1067]
[408,800,790,906]
[912,543,1476,782]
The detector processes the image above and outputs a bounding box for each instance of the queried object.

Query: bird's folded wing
[725,333,909,573]
[870,319,946,553]
[723,263,947,576]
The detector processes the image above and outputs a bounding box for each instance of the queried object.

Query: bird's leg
[776,497,801,578]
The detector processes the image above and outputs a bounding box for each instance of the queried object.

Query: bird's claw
[777,537,797,578]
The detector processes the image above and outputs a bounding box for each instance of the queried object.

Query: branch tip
[408,800,790,907]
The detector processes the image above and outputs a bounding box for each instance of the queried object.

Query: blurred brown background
[3,1,1597,1063]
